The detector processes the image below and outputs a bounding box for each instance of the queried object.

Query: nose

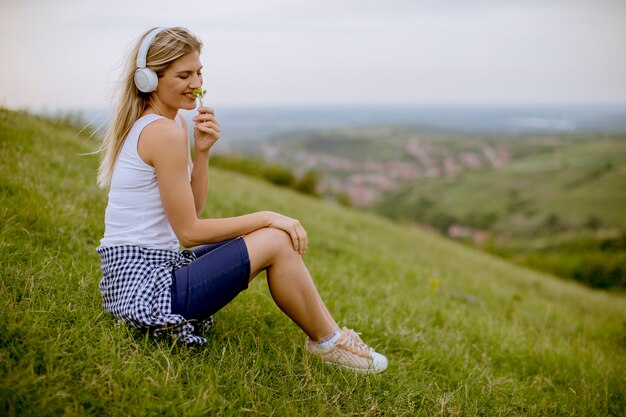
[190,73,202,89]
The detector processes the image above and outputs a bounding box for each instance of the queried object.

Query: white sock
[316,329,343,350]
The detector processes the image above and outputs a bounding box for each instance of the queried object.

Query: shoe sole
[322,359,387,374]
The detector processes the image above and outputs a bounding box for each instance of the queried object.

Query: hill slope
[374,133,626,233]
[1,108,625,416]
[371,133,626,288]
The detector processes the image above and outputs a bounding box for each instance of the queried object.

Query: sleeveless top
[96,114,211,344]
[100,114,179,250]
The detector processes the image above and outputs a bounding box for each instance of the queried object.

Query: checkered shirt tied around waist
[96,245,212,344]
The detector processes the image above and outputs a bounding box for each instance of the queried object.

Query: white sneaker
[306,327,388,374]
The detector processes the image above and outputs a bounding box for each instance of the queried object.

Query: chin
[181,102,197,111]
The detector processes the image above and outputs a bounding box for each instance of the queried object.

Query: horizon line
[7,100,626,114]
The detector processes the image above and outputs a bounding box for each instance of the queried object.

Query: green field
[232,125,626,288]
[375,134,626,232]
[1,108,625,416]
[371,133,626,288]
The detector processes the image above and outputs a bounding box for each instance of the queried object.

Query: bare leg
[243,228,338,341]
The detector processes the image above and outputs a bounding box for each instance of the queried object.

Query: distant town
[237,136,510,207]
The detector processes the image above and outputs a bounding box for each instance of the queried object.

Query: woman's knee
[244,227,296,261]
[244,228,299,279]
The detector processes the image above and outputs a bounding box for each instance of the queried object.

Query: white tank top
[100,114,181,250]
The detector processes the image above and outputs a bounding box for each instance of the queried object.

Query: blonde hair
[97,27,203,188]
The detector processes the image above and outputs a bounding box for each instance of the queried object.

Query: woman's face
[152,50,203,114]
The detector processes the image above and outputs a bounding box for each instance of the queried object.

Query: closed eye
[177,71,202,79]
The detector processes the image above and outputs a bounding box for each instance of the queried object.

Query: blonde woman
[96,26,387,374]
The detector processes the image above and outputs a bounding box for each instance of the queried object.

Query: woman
[96,26,387,374]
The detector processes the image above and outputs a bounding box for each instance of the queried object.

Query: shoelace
[338,328,374,359]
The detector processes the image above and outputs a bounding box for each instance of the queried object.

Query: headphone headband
[136,27,167,69]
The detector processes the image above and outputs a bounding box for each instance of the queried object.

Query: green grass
[370,133,626,288]
[374,134,626,232]
[1,108,626,416]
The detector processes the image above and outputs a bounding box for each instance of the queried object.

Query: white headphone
[134,27,168,93]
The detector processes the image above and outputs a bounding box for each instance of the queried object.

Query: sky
[1,0,625,111]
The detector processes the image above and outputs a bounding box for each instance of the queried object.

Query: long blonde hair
[97,27,203,188]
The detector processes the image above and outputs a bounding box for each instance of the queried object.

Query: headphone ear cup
[134,68,159,93]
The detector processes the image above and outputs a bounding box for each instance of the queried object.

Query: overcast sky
[1,0,625,111]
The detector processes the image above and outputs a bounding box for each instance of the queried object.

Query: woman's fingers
[283,221,307,254]
[195,106,215,115]
[196,128,220,139]
[193,107,220,129]
[195,119,221,137]
[297,223,308,253]
[196,122,221,134]
[193,115,220,127]
[289,227,300,252]
[193,108,220,137]
[291,221,308,254]
[192,107,221,151]
[267,213,309,254]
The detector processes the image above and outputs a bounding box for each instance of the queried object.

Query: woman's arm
[190,151,209,216]
[140,119,308,252]
[179,115,209,216]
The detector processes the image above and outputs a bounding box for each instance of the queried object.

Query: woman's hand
[265,211,309,255]
[192,106,220,153]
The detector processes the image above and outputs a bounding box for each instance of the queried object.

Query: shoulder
[142,118,186,144]
[138,118,187,166]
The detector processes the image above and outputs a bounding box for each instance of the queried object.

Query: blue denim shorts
[171,237,251,320]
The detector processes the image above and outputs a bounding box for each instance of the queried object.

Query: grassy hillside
[1,108,625,416]
[371,132,626,288]
[374,134,626,232]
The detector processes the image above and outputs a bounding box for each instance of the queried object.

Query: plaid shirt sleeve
[96,245,212,345]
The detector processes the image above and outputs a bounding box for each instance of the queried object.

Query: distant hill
[228,126,626,288]
[371,133,626,288]
[1,108,624,416]
[228,126,513,206]
[374,133,626,234]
